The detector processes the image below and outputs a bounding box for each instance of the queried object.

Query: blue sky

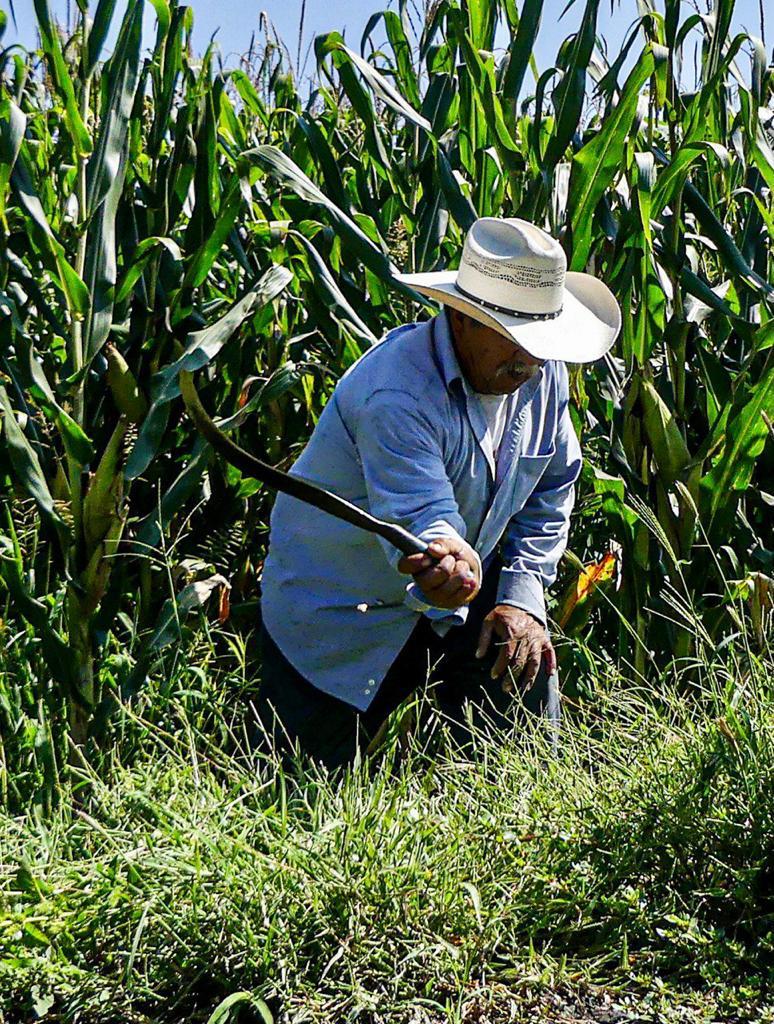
[4,0,768,89]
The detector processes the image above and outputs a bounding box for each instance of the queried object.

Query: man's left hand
[476,605,556,692]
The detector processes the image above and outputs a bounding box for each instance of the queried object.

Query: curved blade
[178,368,429,558]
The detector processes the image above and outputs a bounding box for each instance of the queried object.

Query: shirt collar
[432,308,466,390]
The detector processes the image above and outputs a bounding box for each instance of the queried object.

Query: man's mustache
[495,362,540,380]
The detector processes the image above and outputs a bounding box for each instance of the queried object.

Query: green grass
[1,629,773,1023]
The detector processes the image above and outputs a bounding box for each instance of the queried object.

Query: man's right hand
[397,537,481,610]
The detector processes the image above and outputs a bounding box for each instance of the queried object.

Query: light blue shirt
[261,309,582,711]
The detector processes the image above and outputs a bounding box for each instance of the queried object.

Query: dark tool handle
[179,369,431,558]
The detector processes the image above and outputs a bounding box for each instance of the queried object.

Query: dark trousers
[253,562,560,772]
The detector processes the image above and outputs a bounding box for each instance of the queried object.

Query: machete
[178,366,430,558]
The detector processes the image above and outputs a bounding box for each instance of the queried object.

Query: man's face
[448,309,545,395]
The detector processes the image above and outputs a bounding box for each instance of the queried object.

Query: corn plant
[0,0,772,786]
[0,2,304,757]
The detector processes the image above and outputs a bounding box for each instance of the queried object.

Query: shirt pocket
[516,442,556,488]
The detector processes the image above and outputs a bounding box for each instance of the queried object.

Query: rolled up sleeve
[497,382,582,626]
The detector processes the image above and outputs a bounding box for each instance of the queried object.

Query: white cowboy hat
[394,217,621,363]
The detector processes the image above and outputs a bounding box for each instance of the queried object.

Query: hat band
[453,280,563,321]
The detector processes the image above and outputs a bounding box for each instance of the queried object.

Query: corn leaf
[0,97,25,226]
[18,333,95,466]
[701,363,774,534]
[682,181,774,299]
[148,573,230,652]
[126,266,292,480]
[9,155,90,318]
[0,385,67,534]
[569,48,655,270]
[290,230,378,346]
[243,146,402,284]
[83,0,143,361]
[501,0,544,124]
[182,181,243,291]
[134,438,211,549]
[85,0,118,76]
[32,0,92,155]
[543,0,600,171]
[0,537,78,692]
[316,32,431,134]
[115,236,183,304]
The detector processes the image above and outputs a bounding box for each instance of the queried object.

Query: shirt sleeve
[497,369,582,626]
[353,387,477,611]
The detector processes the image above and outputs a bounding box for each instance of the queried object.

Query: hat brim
[394,269,621,363]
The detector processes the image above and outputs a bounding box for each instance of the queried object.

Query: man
[257,217,621,770]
